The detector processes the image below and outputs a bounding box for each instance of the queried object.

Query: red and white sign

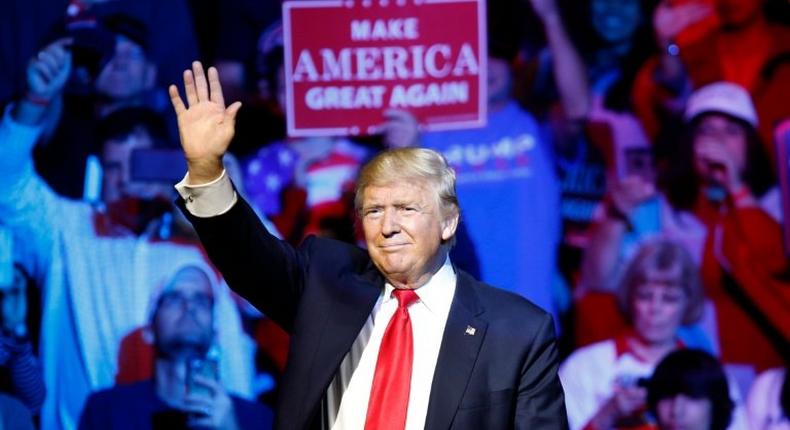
[283,0,487,137]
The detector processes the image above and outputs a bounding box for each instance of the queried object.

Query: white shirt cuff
[174,170,238,218]
[1,104,43,146]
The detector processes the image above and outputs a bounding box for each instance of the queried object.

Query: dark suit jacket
[180,196,568,430]
[79,380,273,430]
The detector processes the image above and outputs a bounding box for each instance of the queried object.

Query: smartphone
[622,147,655,182]
[65,25,116,95]
[186,356,219,398]
[615,374,650,389]
[0,228,12,288]
[130,148,188,184]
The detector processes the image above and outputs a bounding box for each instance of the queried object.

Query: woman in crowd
[580,82,785,370]
[632,0,790,151]
[561,240,705,429]
[647,349,735,430]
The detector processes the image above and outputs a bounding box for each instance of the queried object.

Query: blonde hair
[355,148,459,217]
[617,240,704,325]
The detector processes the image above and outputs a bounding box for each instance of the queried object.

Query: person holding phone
[79,265,272,430]
[562,240,712,430]
[633,0,790,155]
[0,38,259,430]
[31,15,168,200]
[580,82,784,372]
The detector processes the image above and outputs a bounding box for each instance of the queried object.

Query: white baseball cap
[684,82,758,127]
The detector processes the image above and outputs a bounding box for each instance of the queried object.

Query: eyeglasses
[158,291,213,311]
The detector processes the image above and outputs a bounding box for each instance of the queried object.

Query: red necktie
[364,289,419,430]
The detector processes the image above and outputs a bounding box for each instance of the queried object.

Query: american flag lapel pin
[465,325,476,336]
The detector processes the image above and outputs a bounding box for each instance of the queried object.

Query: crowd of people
[0,0,788,428]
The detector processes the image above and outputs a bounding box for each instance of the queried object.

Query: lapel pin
[465,326,476,336]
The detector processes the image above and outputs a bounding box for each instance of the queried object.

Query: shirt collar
[614,331,686,363]
[383,257,456,316]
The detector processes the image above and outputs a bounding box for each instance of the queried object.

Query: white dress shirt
[176,171,458,429]
[328,259,456,430]
[174,170,238,217]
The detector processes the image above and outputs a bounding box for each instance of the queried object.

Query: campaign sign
[283,0,487,137]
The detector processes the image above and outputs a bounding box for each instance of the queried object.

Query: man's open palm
[169,61,242,183]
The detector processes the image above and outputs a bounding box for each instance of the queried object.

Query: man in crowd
[170,62,568,429]
[0,40,255,430]
[34,15,175,199]
[80,265,272,430]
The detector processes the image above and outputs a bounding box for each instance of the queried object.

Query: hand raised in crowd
[381,109,420,149]
[26,38,72,103]
[524,0,559,21]
[14,38,72,126]
[653,0,713,46]
[694,138,744,194]
[608,175,656,217]
[169,62,242,184]
[183,374,239,430]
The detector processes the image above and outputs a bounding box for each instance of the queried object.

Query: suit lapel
[302,264,383,412]
[424,270,487,429]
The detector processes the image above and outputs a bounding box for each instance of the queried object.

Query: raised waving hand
[169,61,242,184]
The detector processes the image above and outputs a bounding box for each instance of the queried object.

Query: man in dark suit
[169,61,568,429]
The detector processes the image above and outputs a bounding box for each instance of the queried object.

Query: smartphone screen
[0,228,13,288]
[130,149,188,184]
[186,357,219,398]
